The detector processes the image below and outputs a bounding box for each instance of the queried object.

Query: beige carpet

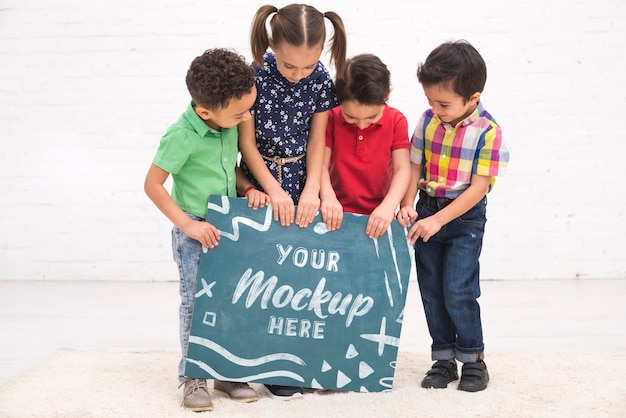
[0,348,624,418]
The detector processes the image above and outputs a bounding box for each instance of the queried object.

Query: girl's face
[271,42,323,84]
[423,83,480,126]
[340,100,385,131]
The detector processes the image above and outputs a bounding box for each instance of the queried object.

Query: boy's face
[271,42,323,84]
[196,86,257,130]
[339,100,385,131]
[423,83,480,126]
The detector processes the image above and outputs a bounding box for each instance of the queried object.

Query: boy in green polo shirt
[144,48,269,412]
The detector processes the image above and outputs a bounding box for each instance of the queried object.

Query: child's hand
[320,196,343,231]
[183,220,220,249]
[268,188,295,227]
[396,206,417,228]
[245,188,270,210]
[366,205,395,239]
[406,216,443,244]
[295,187,320,229]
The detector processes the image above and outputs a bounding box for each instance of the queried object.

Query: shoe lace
[179,378,208,395]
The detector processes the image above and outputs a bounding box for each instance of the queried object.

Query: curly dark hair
[185,48,256,110]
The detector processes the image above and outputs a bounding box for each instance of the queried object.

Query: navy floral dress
[240,52,338,203]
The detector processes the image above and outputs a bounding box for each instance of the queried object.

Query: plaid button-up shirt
[410,103,509,198]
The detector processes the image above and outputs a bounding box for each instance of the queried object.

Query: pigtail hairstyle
[322,11,347,79]
[249,4,347,78]
[250,5,277,68]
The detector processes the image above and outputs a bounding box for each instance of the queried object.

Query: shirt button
[441,154,447,159]
[439,177,444,183]
[358,135,364,141]
[223,157,228,162]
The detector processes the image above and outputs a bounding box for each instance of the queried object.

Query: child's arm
[396,162,422,227]
[296,110,327,228]
[144,164,220,249]
[366,148,411,239]
[405,174,491,244]
[320,146,343,231]
[235,166,270,209]
[238,118,295,227]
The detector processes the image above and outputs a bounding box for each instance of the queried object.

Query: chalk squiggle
[189,335,306,366]
[207,196,272,241]
[186,358,305,383]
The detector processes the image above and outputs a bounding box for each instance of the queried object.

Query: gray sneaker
[214,380,259,403]
[179,379,213,412]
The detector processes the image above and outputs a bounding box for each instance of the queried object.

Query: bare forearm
[302,112,328,195]
[238,119,283,194]
[379,149,411,213]
[400,163,422,208]
[431,175,490,227]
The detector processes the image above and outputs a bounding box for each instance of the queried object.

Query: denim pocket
[457,198,487,228]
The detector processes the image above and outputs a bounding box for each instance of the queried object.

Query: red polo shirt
[326,105,410,215]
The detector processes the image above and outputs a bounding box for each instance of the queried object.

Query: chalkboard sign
[185,195,413,392]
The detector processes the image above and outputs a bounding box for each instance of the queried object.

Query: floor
[1,278,625,383]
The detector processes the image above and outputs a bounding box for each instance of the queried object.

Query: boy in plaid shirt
[397,40,509,392]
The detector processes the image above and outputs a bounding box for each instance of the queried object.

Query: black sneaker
[264,384,304,400]
[458,360,489,392]
[421,360,458,389]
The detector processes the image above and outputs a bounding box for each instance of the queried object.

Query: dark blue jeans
[414,192,487,363]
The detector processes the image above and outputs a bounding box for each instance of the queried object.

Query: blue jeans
[414,192,487,364]
[172,213,203,382]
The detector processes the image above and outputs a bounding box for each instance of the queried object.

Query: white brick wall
[1,0,625,281]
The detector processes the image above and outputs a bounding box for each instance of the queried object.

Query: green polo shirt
[153,102,238,219]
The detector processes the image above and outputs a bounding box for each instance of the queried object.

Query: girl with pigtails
[239,4,347,232]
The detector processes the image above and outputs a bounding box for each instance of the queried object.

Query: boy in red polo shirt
[320,54,411,238]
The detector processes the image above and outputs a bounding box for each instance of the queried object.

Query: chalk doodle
[185,195,413,392]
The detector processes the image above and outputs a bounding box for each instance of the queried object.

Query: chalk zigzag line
[186,358,305,383]
[207,196,272,241]
[189,335,306,366]
[207,195,231,214]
